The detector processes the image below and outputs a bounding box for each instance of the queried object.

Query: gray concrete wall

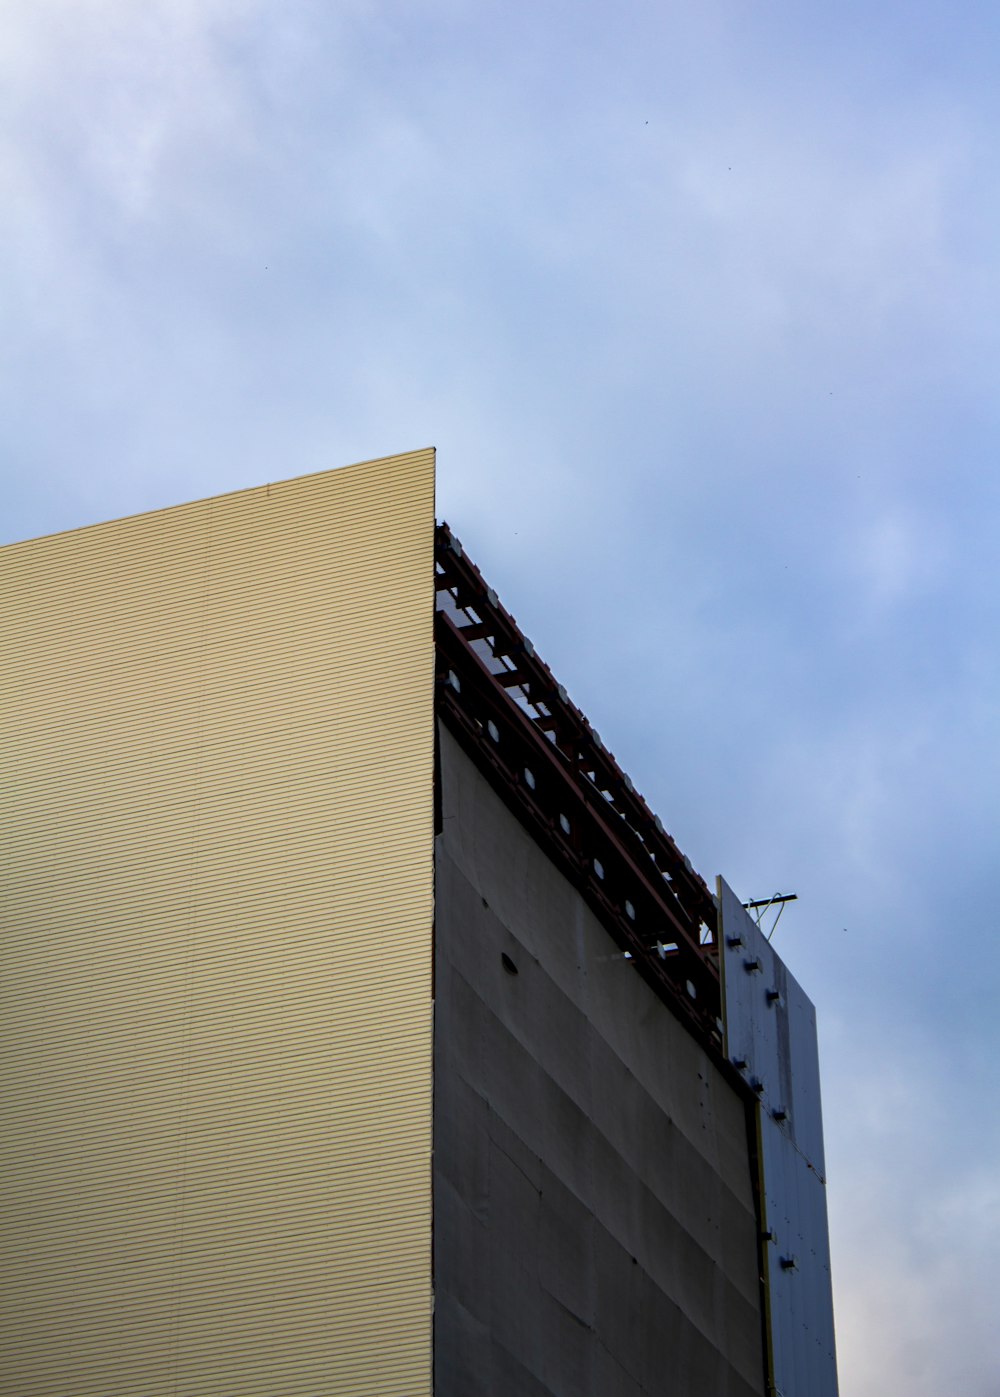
[434,726,766,1397]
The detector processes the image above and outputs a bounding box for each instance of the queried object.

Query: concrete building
[1,450,837,1395]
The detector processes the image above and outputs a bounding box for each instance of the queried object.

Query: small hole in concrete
[501,953,518,976]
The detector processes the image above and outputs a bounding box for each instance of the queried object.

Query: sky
[3,2,998,1391]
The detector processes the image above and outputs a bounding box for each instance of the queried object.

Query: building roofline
[434,521,723,1047]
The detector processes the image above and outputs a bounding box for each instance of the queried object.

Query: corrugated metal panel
[0,452,436,1396]
[717,878,839,1397]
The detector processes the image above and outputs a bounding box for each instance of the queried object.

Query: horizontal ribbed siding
[0,451,436,1396]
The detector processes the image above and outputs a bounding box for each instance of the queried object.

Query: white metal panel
[718,877,838,1397]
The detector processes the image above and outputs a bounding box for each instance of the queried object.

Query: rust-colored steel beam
[434,524,717,929]
[434,522,722,1044]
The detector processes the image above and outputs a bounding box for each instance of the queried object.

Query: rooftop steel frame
[434,522,723,1045]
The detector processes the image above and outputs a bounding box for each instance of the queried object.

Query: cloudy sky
[3,2,998,1391]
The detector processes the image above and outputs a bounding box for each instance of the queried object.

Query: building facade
[1,450,836,1395]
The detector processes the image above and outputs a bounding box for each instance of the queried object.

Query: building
[0,450,837,1395]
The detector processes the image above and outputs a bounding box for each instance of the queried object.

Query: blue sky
[3,3,998,1391]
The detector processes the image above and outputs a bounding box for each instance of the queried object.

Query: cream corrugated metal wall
[0,451,436,1396]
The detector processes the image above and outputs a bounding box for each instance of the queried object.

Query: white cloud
[821,1039,1000,1395]
[2,8,1000,1393]
[848,507,947,616]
